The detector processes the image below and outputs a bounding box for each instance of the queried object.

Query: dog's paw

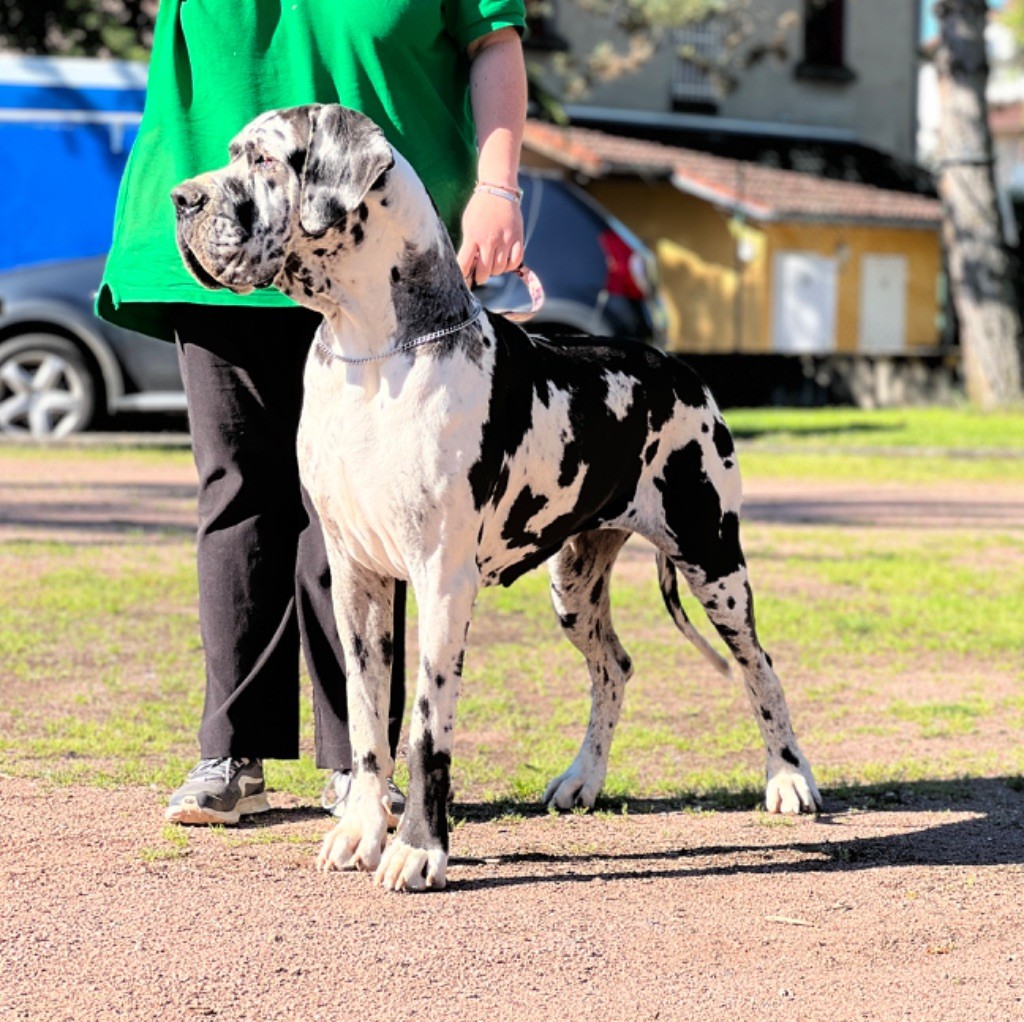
[374,840,447,892]
[542,760,604,811]
[317,805,388,873]
[765,753,821,815]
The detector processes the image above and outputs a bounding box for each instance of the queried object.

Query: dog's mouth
[178,238,229,292]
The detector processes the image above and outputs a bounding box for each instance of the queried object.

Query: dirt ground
[2,444,1024,1021]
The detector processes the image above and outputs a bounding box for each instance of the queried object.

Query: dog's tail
[656,553,732,678]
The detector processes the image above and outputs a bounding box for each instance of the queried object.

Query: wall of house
[541,0,919,161]
[759,222,943,354]
[563,175,941,356]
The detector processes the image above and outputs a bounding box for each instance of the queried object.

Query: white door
[771,251,838,353]
[859,254,907,354]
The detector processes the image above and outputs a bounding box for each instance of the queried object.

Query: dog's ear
[299,105,394,237]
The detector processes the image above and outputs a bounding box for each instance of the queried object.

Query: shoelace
[189,757,247,783]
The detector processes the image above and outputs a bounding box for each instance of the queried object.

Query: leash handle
[494,265,545,323]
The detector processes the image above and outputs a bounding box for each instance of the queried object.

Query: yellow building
[522,122,944,360]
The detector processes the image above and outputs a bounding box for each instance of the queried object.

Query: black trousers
[173,304,406,769]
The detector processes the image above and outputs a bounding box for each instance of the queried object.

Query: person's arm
[457,26,528,285]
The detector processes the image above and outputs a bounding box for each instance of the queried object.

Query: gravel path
[3,777,1023,1022]
[3,446,1024,1021]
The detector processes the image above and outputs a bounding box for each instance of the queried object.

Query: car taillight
[598,228,649,301]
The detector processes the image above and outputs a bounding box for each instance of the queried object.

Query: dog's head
[173,104,395,295]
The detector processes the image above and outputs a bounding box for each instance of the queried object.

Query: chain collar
[315,300,484,365]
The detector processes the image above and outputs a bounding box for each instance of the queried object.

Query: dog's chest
[298,350,492,577]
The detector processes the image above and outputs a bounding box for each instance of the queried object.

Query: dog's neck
[280,151,477,364]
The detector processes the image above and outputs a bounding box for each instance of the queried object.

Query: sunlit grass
[3,409,1024,809]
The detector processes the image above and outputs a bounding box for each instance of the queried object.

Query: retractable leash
[492,264,545,323]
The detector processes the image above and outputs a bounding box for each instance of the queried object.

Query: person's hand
[457,189,524,286]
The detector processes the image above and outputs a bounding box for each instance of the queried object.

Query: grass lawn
[1,406,1023,811]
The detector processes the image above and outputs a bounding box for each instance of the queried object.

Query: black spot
[351,223,364,246]
[712,418,735,460]
[590,577,604,605]
[390,266,401,283]
[417,697,430,719]
[360,752,380,775]
[435,673,446,688]
[287,148,307,177]
[726,596,736,610]
[234,198,255,237]
[643,440,659,465]
[502,486,549,546]
[558,612,578,630]
[760,707,773,722]
[617,654,632,674]
[380,633,394,668]
[313,247,328,258]
[357,202,369,222]
[781,746,799,767]
[352,634,367,672]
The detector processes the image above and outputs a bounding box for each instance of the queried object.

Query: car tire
[0,333,98,438]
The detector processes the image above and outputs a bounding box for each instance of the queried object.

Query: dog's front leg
[374,570,477,892]
[318,559,395,874]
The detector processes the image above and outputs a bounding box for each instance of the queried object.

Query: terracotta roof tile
[523,120,942,227]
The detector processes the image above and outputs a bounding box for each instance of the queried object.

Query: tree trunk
[935,0,1023,408]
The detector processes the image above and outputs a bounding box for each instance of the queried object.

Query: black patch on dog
[761,707,773,721]
[360,752,380,775]
[352,633,367,672]
[234,198,255,237]
[712,418,735,460]
[502,486,549,545]
[398,730,451,853]
[781,746,799,767]
[656,441,744,583]
[287,148,307,178]
[389,241,478,353]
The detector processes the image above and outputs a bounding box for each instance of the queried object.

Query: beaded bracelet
[474,181,523,204]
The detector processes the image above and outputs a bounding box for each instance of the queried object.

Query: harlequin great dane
[173,104,820,892]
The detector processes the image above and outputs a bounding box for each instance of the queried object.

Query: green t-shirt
[97,0,525,341]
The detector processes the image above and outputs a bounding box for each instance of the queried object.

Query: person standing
[97,0,528,825]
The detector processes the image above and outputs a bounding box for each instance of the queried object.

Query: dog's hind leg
[652,418,820,814]
[543,529,633,811]
[670,552,821,814]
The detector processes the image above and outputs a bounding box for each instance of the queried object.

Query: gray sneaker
[321,770,404,826]
[165,757,270,825]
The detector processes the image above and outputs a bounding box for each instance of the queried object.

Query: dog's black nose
[171,182,209,216]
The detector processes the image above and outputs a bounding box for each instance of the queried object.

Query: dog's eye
[252,154,276,168]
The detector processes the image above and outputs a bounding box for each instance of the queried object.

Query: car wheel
[0,334,97,438]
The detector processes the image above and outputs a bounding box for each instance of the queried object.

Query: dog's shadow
[444,777,1024,891]
[239,777,1024,890]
